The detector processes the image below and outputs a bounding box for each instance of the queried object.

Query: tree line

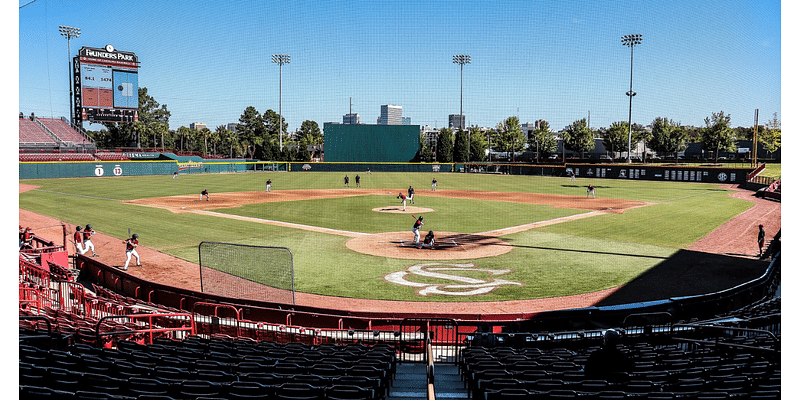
[87,87,780,163]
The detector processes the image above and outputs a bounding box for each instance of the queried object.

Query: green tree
[600,121,629,159]
[701,110,737,162]
[562,118,595,158]
[453,128,469,162]
[648,117,688,161]
[760,112,781,157]
[494,116,525,161]
[469,125,488,162]
[528,121,557,163]
[199,127,212,155]
[215,125,237,158]
[436,128,454,163]
[419,134,435,162]
[297,120,323,146]
[236,106,265,158]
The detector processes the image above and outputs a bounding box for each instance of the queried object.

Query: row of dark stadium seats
[20,331,394,400]
[461,338,779,399]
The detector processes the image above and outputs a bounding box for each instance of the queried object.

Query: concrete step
[388,363,469,400]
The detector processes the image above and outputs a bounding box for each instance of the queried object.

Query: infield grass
[19,172,753,302]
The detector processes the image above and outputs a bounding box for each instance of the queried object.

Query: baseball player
[266,179,272,192]
[408,186,415,204]
[418,230,435,249]
[173,171,179,179]
[587,184,595,198]
[20,227,34,250]
[431,178,438,191]
[412,216,424,244]
[569,169,576,181]
[397,192,408,211]
[122,234,141,271]
[201,189,210,201]
[344,175,350,187]
[355,174,361,187]
[83,224,99,257]
[757,224,766,257]
[73,226,87,255]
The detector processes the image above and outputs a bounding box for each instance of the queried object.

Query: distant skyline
[18,0,780,133]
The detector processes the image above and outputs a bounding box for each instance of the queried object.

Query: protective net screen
[198,242,295,304]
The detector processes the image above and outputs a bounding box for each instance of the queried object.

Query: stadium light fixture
[621,34,642,163]
[452,55,470,130]
[272,54,290,151]
[59,25,81,125]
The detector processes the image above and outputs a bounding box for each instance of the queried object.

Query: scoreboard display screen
[73,46,140,124]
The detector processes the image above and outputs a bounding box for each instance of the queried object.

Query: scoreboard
[73,45,139,124]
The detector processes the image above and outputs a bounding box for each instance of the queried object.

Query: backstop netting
[198,242,295,305]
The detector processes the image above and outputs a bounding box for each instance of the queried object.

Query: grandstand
[19,222,781,399]
[19,115,96,155]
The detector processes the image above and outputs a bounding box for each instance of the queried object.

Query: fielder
[122,234,141,271]
[587,184,595,198]
[201,189,210,201]
[431,178,438,191]
[397,192,408,211]
[408,186,415,204]
[412,216,424,244]
[83,224,99,257]
[266,179,272,192]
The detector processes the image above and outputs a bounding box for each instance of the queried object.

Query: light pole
[59,25,80,125]
[271,54,290,151]
[453,55,470,130]
[621,34,642,163]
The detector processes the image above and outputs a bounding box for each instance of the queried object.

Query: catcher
[418,230,435,249]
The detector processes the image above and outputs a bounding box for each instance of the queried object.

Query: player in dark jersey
[412,216,424,244]
[123,234,141,271]
[83,224,99,257]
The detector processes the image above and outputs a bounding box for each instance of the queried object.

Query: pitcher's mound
[373,206,435,214]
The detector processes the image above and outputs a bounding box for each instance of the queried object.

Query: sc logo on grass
[385,263,522,296]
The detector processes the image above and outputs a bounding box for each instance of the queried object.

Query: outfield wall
[19,159,751,184]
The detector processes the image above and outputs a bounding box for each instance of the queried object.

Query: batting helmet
[132,234,139,239]
[85,224,92,230]
[76,226,82,231]
[418,216,423,221]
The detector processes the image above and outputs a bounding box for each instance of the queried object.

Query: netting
[198,241,295,305]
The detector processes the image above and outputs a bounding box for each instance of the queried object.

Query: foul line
[194,210,368,238]
[478,210,607,237]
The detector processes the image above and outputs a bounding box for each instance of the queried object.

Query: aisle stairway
[387,363,469,400]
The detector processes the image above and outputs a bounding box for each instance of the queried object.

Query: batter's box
[400,239,458,249]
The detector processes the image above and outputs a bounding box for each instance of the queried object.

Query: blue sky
[17,0,781,133]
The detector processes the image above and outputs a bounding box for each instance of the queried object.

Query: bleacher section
[19,118,56,145]
[38,117,93,145]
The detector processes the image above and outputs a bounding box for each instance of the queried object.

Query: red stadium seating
[37,118,93,145]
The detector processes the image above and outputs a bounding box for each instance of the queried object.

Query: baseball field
[18,171,773,306]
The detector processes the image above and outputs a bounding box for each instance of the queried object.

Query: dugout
[323,123,420,162]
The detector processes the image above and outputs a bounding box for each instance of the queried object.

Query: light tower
[271,54,290,151]
[621,34,642,163]
[59,25,81,125]
[452,54,470,129]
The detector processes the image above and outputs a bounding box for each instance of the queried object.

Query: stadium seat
[275,382,325,400]
[325,384,373,400]
[126,377,171,397]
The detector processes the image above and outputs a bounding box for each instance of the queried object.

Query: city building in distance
[377,105,402,125]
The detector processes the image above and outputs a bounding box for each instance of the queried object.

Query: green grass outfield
[19,172,752,302]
